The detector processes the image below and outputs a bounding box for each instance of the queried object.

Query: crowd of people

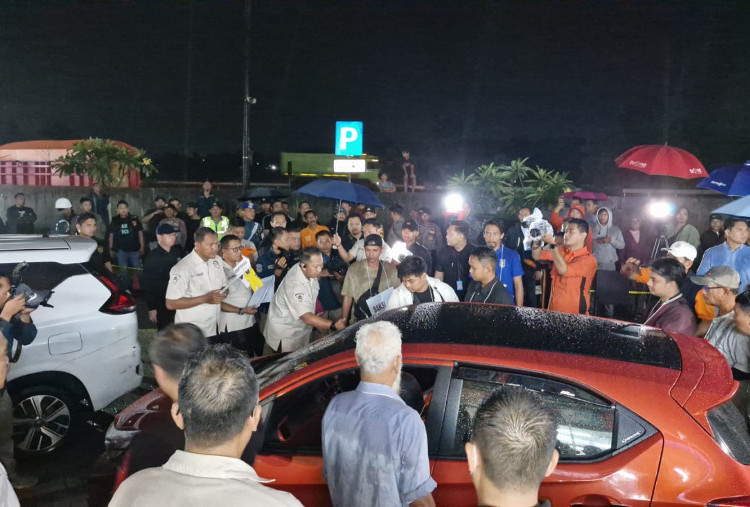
[2,178,750,505]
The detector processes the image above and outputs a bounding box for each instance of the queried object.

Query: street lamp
[242,96,257,191]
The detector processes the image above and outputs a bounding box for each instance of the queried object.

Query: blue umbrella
[296,179,383,208]
[697,161,750,197]
[712,195,750,218]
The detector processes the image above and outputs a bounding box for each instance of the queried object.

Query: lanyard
[498,246,505,284]
[469,279,499,303]
[645,293,683,325]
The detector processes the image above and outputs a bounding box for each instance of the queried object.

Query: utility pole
[242,0,254,191]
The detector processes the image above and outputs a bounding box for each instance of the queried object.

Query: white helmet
[55,197,73,209]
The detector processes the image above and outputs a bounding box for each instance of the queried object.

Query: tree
[447,157,573,214]
[54,138,158,187]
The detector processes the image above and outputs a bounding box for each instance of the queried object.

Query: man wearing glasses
[691,266,749,380]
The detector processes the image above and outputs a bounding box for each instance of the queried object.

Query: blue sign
[335,121,363,156]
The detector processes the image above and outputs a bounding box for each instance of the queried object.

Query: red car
[96,303,750,506]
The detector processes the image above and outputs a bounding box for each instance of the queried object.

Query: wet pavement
[15,327,156,507]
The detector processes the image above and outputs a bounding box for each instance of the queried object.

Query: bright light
[443,193,464,213]
[267,164,278,171]
[648,201,673,219]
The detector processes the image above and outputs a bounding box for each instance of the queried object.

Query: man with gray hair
[465,387,559,507]
[110,344,301,506]
[321,321,436,507]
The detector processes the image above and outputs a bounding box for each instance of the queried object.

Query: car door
[431,365,663,507]
[252,362,452,507]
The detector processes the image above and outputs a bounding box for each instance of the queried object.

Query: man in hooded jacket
[592,206,625,271]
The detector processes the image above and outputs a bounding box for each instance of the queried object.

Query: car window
[0,262,87,291]
[444,367,617,461]
[259,366,437,456]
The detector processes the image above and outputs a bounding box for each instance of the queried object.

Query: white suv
[0,235,142,454]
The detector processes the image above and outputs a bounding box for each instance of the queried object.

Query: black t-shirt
[109,215,143,252]
[435,243,475,299]
[407,242,433,276]
[413,287,435,304]
[185,218,201,252]
[464,278,513,305]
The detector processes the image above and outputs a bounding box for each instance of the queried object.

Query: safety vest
[200,216,230,239]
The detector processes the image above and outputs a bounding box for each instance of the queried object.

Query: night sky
[2,1,750,187]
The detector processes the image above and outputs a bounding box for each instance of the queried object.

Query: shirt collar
[356,381,403,403]
[164,450,274,483]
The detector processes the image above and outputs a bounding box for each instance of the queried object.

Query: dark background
[1,0,749,188]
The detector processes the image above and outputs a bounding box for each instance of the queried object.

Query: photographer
[531,218,597,315]
[0,275,38,490]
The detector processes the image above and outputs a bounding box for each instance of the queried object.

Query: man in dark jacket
[504,207,537,307]
[141,224,181,329]
[6,193,37,234]
[644,257,697,335]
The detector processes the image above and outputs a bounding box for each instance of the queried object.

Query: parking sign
[335,121,363,156]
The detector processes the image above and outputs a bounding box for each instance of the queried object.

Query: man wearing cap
[400,219,433,275]
[200,202,230,240]
[196,179,217,218]
[50,197,75,235]
[334,219,393,263]
[166,227,227,339]
[239,201,263,247]
[142,195,168,250]
[300,210,329,248]
[341,235,399,324]
[265,247,346,353]
[697,217,750,293]
[418,207,443,268]
[621,241,713,330]
[363,206,378,221]
[690,266,749,379]
[142,223,181,329]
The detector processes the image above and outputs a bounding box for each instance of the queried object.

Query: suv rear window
[707,401,750,465]
[0,262,88,291]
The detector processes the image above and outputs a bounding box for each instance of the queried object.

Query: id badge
[456,280,463,291]
[500,259,506,268]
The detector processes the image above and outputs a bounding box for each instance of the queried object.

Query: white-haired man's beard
[391,369,402,395]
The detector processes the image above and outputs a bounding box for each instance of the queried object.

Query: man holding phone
[166,227,227,340]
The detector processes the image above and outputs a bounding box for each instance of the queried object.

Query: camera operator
[0,276,38,490]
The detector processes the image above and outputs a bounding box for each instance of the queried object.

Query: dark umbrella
[697,161,750,197]
[238,187,287,200]
[296,179,383,208]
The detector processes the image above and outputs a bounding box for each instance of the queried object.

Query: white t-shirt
[218,257,256,333]
[265,264,319,352]
[348,239,393,262]
[166,250,227,338]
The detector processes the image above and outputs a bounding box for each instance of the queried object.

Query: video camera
[9,262,54,309]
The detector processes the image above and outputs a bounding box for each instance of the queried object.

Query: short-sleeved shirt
[698,243,750,293]
[434,244,475,299]
[636,267,715,320]
[322,382,437,507]
[265,263,319,352]
[418,222,443,252]
[109,215,143,251]
[165,250,227,338]
[494,246,523,303]
[300,224,329,248]
[706,311,750,374]
[341,260,399,303]
[540,247,598,314]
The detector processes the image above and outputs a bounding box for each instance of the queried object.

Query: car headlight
[104,420,139,453]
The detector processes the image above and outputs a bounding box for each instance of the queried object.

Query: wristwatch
[329,321,337,332]
[549,244,556,249]
[238,307,244,315]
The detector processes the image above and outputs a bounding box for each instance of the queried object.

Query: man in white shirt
[166,227,227,338]
[386,255,458,310]
[110,344,302,507]
[264,247,346,353]
[334,218,393,263]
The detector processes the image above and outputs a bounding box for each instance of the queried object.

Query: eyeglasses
[226,247,242,252]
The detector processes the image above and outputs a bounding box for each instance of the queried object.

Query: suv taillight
[97,275,136,314]
[708,496,750,506]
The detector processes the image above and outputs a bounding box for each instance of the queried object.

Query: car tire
[11,385,79,455]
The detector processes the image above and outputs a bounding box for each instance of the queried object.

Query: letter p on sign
[335,121,363,156]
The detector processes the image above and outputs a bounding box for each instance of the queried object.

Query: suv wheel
[12,386,77,455]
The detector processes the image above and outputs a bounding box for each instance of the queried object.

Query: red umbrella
[615,144,706,179]
[563,191,609,201]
